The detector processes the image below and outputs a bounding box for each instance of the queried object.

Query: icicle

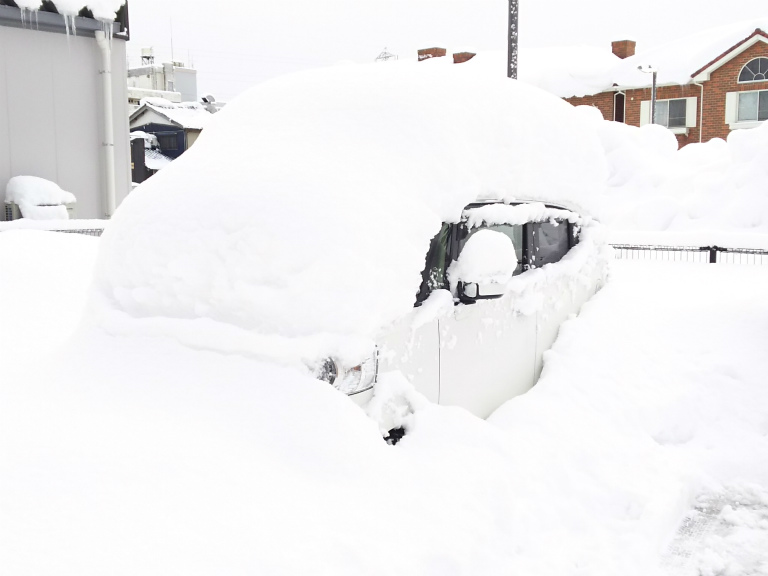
[19,7,26,28]
[101,19,113,46]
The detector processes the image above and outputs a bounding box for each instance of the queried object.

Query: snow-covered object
[4,235,768,575]
[14,0,42,9]
[522,46,621,98]
[589,112,768,242]
[136,98,214,131]
[5,176,76,221]
[144,149,172,171]
[93,56,607,362]
[516,19,768,97]
[448,229,517,286]
[33,0,125,19]
[613,19,768,88]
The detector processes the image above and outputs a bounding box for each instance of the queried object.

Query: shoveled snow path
[491,260,768,576]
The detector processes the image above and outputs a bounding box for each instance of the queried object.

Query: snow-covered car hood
[91,56,607,363]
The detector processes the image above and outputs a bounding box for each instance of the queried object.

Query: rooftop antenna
[170,18,174,64]
[375,47,398,62]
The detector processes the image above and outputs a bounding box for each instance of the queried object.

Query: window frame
[414,203,581,306]
[654,98,688,129]
[736,89,768,122]
[738,57,768,84]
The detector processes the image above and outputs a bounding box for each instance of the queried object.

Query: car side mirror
[449,229,517,303]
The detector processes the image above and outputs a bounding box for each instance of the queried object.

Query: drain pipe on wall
[693,81,705,143]
[95,29,116,217]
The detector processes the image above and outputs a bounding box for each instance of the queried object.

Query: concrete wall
[0,22,130,220]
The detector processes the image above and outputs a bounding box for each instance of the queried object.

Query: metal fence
[612,244,768,265]
[47,228,104,237]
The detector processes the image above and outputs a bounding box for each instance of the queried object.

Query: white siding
[0,25,130,220]
[725,92,739,125]
[685,97,698,128]
[640,100,651,126]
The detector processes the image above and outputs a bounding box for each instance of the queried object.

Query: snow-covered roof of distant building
[130,98,214,131]
[144,148,172,171]
[518,18,768,97]
[613,20,768,89]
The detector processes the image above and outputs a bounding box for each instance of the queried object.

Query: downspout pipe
[95,30,116,218]
[693,81,705,143]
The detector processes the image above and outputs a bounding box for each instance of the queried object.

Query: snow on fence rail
[611,244,768,265]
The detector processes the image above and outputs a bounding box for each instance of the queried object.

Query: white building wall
[0,24,130,220]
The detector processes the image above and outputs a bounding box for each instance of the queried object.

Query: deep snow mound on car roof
[93,56,606,352]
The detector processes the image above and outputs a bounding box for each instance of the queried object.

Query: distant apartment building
[127,47,198,112]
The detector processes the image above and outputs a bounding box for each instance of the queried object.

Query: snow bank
[93,56,607,362]
[4,238,767,575]
[5,176,76,220]
[0,230,99,363]
[592,117,768,243]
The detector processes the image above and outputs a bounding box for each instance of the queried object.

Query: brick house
[563,24,768,148]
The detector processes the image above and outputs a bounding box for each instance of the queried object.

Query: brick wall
[700,41,768,142]
[564,39,768,148]
[566,92,616,121]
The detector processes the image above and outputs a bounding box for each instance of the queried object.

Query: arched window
[739,58,768,83]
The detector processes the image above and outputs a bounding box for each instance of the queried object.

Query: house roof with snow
[130,98,214,132]
[0,0,128,38]
[524,18,768,98]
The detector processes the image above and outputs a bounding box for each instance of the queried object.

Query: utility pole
[508,0,518,79]
[638,65,658,124]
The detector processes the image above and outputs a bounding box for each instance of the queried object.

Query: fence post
[709,246,718,264]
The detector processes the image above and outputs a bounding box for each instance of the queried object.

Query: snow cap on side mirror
[449,229,517,301]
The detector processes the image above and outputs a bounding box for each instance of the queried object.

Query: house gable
[692,29,768,82]
[129,106,183,130]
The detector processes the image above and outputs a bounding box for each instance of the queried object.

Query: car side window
[461,224,524,276]
[415,223,451,305]
[533,220,569,267]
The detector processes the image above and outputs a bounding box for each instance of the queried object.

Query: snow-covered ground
[2,231,767,575]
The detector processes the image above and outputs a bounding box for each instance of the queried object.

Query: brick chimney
[611,40,636,59]
[453,52,476,64]
[418,47,447,62]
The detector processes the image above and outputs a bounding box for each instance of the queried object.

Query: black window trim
[414,201,582,306]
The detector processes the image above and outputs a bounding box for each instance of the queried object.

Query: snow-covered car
[92,55,609,425]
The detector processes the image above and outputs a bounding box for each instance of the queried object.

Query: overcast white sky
[126,0,768,102]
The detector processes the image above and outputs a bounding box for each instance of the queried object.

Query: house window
[654,99,687,128]
[737,90,768,122]
[157,134,179,151]
[738,58,768,83]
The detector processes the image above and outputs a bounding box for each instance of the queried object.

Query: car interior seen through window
[533,220,570,268]
[415,209,578,306]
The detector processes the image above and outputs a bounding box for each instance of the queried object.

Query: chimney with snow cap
[418,47,447,61]
[612,40,636,59]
